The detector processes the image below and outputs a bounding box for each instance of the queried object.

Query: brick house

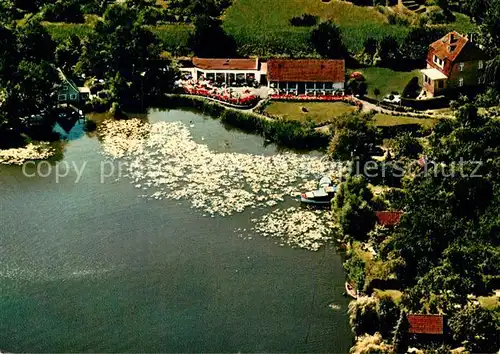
[421,32,487,97]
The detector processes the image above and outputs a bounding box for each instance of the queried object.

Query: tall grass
[150,24,193,54]
[43,21,193,54]
[43,22,93,42]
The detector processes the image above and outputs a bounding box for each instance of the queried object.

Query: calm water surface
[0,109,352,353]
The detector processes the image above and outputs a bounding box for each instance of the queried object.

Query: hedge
[401,96,448,110]
[378,123,429,139]
[402,77,420,99]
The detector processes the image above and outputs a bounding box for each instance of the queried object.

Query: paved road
[355,97,451,119]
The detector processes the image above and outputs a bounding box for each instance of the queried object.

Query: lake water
[0,109,352,353]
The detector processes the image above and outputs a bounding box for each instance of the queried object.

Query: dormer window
[433,55,444,68]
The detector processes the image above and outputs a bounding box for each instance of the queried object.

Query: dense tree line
[0,13,59,146]
[333,102,500,352]
[74,2,178,111]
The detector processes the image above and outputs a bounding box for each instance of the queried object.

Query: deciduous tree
[311,20,348,59]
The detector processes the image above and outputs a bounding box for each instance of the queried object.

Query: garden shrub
[402,77,420,99]
[289,14,318,27]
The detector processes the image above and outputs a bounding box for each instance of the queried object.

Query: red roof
[408,315,444,335]
[192,58,258,71]
[267,59,345,83]
[430,32,469,62]
[375,211,403,227]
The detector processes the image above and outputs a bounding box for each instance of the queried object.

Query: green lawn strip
[349,67,422,99]
[264,101,356,124]
[374,113,437,128]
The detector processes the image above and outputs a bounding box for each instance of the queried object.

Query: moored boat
[345,282,358,299]
[299,185,337,205]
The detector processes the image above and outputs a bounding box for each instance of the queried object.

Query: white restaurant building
[179,57,265,85]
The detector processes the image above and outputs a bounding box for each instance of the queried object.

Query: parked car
[383,94,401,104]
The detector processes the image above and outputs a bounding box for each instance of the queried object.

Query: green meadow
[223,0,408,55]
[223,0,477,56]
[151,24,193,54]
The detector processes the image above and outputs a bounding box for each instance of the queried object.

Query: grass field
[42,21,192,53]
[223,0,476,56]
[151,24,193,54]
[264,101,357,123]
[224,0,408,55]
[350,67,422,99]
[42,22,93,41]
[374,113,437,128]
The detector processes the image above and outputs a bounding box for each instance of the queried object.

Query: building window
[58,94,67,101]
[438,80,444,89]
[70,94,77,100]
[433,55,444,68]
[459,77,464,87]
[478,60,484,70]
[459,62,464,71]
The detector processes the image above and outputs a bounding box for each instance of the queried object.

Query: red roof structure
[408,315,444,335]
[192,58,259,71]
[430,32,468,62]
[375,211,403,227]
[267,59,345,83]
[427,32,486,76]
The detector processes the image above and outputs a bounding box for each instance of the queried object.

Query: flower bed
[182,87,260,108]
[270,94,362,108]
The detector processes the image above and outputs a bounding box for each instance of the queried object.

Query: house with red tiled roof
[421,32,487,97]
[267,59,345,95]
[375,211,403,227]
[408,314,444,335]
